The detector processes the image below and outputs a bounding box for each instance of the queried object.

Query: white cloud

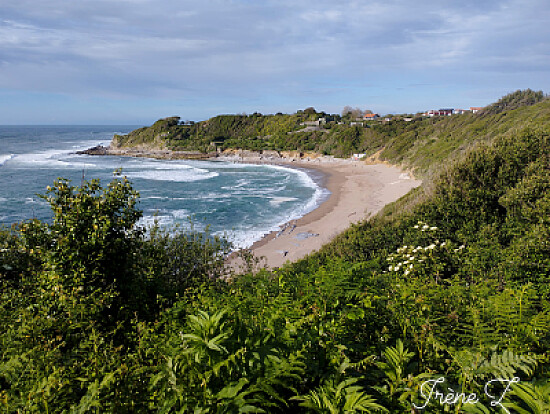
[0,0,548,121]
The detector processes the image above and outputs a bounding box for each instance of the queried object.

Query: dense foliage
[1,91,549,412]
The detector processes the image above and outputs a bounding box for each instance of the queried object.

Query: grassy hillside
[114,89,550,178]
[1,90,549,412]
[372,94,550,176]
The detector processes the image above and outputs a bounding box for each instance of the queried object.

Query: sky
[0,0,549,125]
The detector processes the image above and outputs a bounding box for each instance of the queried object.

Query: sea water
[0,126,329,248]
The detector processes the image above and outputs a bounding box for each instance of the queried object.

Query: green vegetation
[114,90,549,177]
[1,90,549,412]
[481,89,546,115]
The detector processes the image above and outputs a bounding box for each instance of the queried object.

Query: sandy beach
[229,158,421,270]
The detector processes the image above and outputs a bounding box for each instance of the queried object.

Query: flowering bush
[386,221,465,283]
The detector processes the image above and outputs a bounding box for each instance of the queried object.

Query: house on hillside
[470,107,482,113]
[363,113,380,121]
[426,109,454,117]
[454,109,470,115]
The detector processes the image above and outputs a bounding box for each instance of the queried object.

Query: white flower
[459,245,465,249]
[440,242,446,247]
[427,244,436,250]
[404,269,410,276]
[430,226,438,231]
[389,266,393,271]
[413,225,419,229]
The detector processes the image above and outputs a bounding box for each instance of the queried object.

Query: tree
[14,174,149,322]
[14,173,233,320]
[342,106,364,119]
[342,106,353,117]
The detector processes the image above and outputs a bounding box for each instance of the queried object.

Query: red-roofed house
[363,113,380,120]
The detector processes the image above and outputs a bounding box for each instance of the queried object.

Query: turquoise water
[0,126,328,248]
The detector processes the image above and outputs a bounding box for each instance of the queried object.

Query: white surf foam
[138,214,174,228]
[216,228,278,250]
[214,165,330,249]
[269,196,298,206]
[0,154,15,166]
[144,196,169,200]
[125,160,199,170]
[72,139,111,150]
[191,160,261,170]
[127,168,219,182]
[24,197,48,207]
[171,209,189,219]
[9,149,96,169]
[221,185,286,195]
[264,164,330,221]
[195,193,232,200]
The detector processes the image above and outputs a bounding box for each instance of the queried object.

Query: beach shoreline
[222,155,421,271]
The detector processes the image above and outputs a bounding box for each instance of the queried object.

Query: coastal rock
[240,150,261,158]
[77,145,216,160]
[261,150,281,158]
[303,152,321,160]
[280,151,303,159]
[76,145,108,155]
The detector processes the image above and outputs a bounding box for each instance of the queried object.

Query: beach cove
[223,156,421,269]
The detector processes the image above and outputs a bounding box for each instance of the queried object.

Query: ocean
[0,125,329,248]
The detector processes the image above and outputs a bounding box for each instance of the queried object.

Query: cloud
[0,0,548,121]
